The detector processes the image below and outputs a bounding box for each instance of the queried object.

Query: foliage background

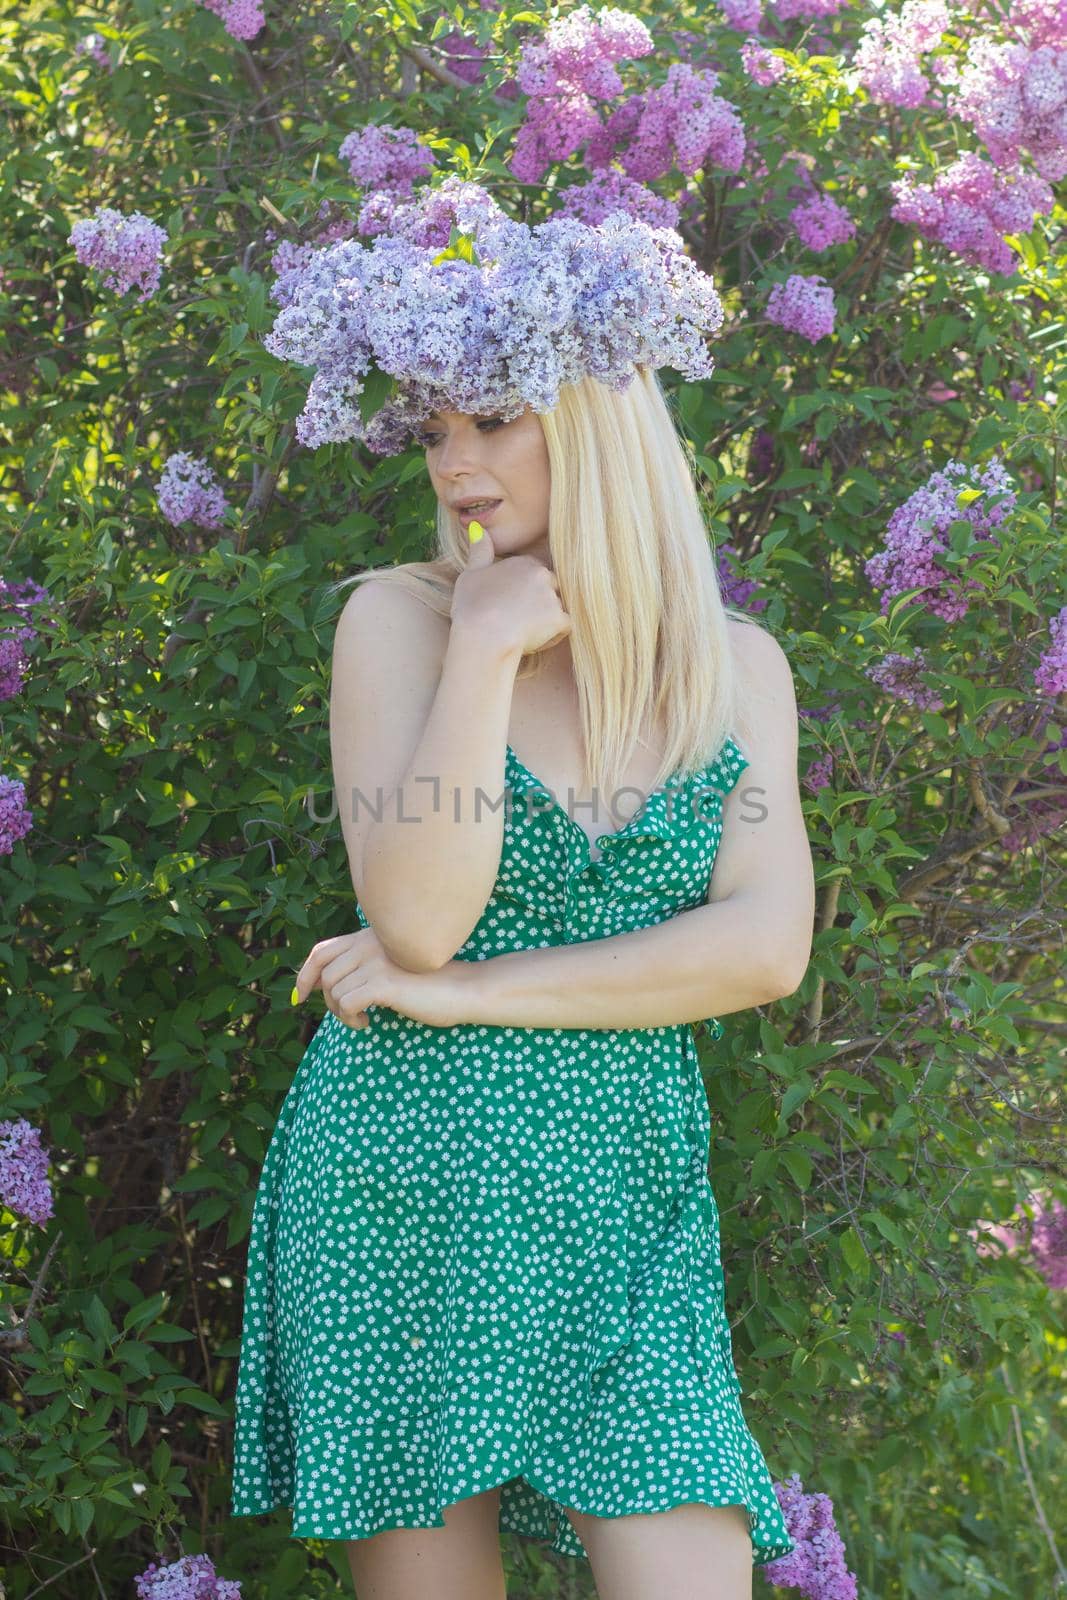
[0,0,1064,1595]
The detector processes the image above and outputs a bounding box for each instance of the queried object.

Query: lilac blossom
[588,63,747,181]
[68,206,168,302]
[0,1118,53,1225]
[1010,0,1067,48]
[741,42,789,84]
[556,169,681,228]
[156,453,231,531]
[0,576,51,701]
[0,775,33,856]
[804,750,835,792]
[197,0,265,40]
[889,150,1054,275]
[790,192,856,250]
[765,273,837,341]
[865,648,945,710]
[716,542,767,611]
[721,0,764,30]
[863,455,1017,620]
[435,22,492,85]
[355,174,504,251]
[763,1472,858,1596]
[262,186,725,455]
[949,38,1067,184]
[1031,1196,1067,1289]
[509,6,654,185]
[850,0,952,107]
[1034,604,1067,695]
[135,1553,242,1600]
[339,124,436,196]
[774,0,849,18]
[75,33,112,70]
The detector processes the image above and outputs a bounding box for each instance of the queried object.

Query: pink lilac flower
[509,6,654,185]
[927,380,959,400]
[721,0,764,30]
[1009,0,1067,48]
[765,273,836,341]
[68,206,167,302]
[741,41,788,84]
[763,1472,858,1596]
[775,0,849,18]
[75,33,112,69]
[865,648,945,710]
[339,124,436,196]
[1030,1196,1067,1289]
[435,23,492,85]
[135,1553,242,1600]
[949,38,1067,184]
[0,775,33,856]
[864,456,1017,621]
[197,0,264,40]
[597,63,748,182]
[1034,604,1067,695]
[889,150,1054,275]
[790,192,856,249]
[556,169,681,228]
[156,453,230,531]
[851,0,952,107]
[263,184,724,455]
[0,1118,52,1225]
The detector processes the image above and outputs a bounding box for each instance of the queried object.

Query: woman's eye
[417,418,503,449]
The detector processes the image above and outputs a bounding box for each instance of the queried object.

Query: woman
[231,200,814,1600]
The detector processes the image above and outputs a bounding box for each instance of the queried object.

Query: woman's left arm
[448,624,815,1031]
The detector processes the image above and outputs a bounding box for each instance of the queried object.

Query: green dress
[231,734,797,1568]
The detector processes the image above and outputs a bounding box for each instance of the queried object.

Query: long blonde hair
[328,364,766,797]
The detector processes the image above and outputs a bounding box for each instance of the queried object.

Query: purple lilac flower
[197,0,265,40]
[0,1118,53,1225]
[263,186,725,455]
[790,192,856,250]
[864,456,1017,620]
[591,63,748,182]
[556,169,681,229]
[339,124,436,195]
[75,33,112,70]
[850,0,951,106]
[865,649,945,711]
[804,750,835,791]
[510,6,655,185]
[0,775,33,856]
[356,175,507,251]
[135,1553,242,1600]
[749,427,776,478]
[68,207,168,302]
[889,150,1054,276]
[1030,1197,1067,1289]
[949,38,1067,184]
[775,0,849,18]
[716,543,767,611]
[1034,604,1067,695]
[435,21,492,85]
[0,577,51,699]
[765,273,836,341]
[762,1472,858,1597]
[156,453,230,531]
[1009,0,1067,48]
[721,0,764,31]
[268,219,358,308]
[741,42,788,84]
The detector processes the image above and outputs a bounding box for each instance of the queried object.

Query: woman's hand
[291,928,469,1030]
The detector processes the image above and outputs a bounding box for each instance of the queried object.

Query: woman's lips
[458,500,502,525]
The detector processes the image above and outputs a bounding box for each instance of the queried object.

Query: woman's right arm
[329,580,524,973]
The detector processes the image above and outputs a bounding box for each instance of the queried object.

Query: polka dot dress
[230,735,797,1569]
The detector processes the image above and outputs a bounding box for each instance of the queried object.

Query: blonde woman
[231,198,814,1600]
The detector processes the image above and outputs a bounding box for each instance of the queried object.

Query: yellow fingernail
[290,985,300,1005]
[468,519,484,542]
